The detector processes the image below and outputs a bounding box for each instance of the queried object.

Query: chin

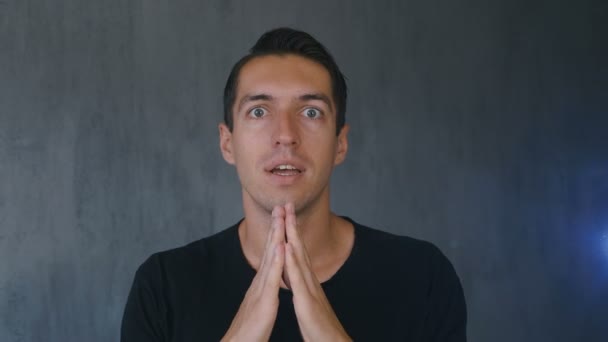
[244,186,323,215]
[255,195,306,214]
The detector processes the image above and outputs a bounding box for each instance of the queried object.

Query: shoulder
[353,220,444,261]
[349,219,460,289]
[134,225,238,283]
[350,219,467,327]
[339,219,467,338]
[121,225,242,340]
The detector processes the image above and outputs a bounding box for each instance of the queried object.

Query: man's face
[219,54,349,214]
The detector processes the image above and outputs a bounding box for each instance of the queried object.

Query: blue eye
[250,107,266,118]
[305,108,321,119]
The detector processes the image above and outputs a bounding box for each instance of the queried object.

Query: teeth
[277,164,297,170]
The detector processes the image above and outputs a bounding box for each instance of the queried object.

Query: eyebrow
[237,94,274,112]
[236,92,334,112]
[299,93,334,112]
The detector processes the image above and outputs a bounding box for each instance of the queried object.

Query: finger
[263,242,285,294]
[260,206,285,272]
[272,206,286,245]
[284,203,310,266]
[285,242,308,296]
[258,206,279,272]
[261,207,286,290]
[284,203,301,249]
[284,204,321,290]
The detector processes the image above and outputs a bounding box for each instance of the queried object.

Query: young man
[121,28,467,341]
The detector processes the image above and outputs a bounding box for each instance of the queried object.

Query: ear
[219,123,235,165]
[333,123,350,166]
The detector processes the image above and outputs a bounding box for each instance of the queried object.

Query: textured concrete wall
[1,0,606,341]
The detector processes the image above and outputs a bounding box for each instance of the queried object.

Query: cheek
[309,138,338,167]
[232,134,263,172]
[233,130,259,153]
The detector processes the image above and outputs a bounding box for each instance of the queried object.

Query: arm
[121,256,167,342]
[423,246,468,342]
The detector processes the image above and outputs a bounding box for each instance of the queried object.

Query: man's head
[219,28,349,215]
[223,28,347,136]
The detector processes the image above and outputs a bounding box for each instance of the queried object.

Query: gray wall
[1,0,606,341]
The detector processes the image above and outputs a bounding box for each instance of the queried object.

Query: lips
[265,159,305,176]
[270,164,302,175]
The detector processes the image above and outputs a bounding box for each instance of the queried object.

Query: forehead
[235,54,333,104]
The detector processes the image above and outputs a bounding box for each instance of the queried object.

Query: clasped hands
[221,203,352,342]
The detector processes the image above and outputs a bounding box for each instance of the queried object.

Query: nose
[273,112,299,147]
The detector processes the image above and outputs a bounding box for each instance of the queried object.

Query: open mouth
[269,164,303,176]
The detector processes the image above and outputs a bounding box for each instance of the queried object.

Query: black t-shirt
[121,218,467,341]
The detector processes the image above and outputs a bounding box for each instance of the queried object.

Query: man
[121,27,467,341]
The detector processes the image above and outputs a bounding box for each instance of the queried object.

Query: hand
[283,203,352,342]
[221,207,287,342]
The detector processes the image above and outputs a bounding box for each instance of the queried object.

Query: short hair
[223,27,347,135]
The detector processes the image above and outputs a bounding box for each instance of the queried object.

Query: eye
[248,107,267,118]
[304,108,322,119]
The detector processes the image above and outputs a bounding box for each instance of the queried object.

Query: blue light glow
[602,232,608,259]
